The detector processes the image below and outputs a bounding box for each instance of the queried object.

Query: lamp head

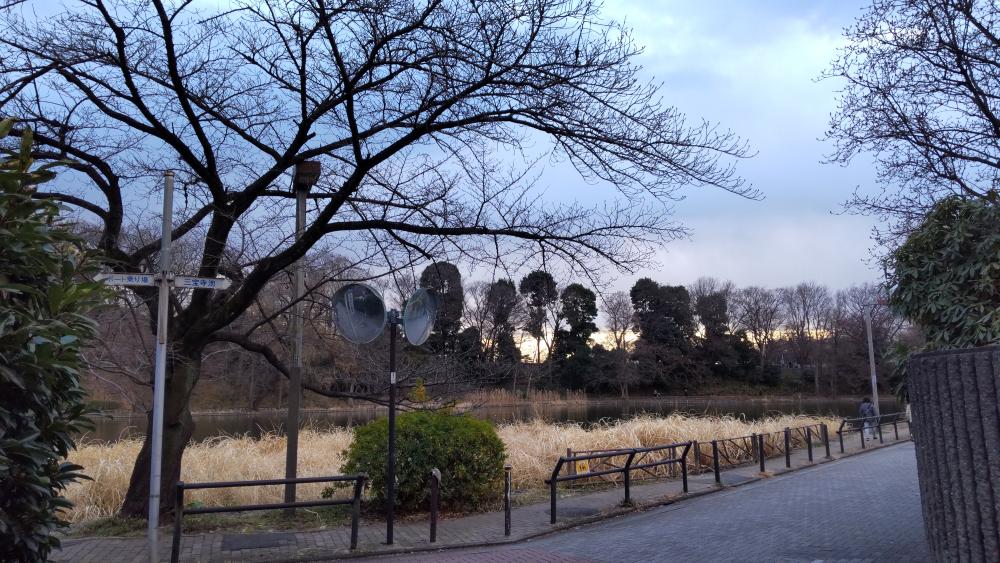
[293,161,321,193]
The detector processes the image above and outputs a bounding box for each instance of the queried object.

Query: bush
[342,411,505,512]
[0,120,104,561]
[891,196,1000,349]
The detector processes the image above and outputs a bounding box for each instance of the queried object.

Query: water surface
[84,397,898,443]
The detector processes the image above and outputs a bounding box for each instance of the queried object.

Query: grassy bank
[65,413,837,525]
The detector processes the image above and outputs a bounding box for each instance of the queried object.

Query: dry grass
[497,413,839,489]
[65,413,836,524]
[65,428,353,523]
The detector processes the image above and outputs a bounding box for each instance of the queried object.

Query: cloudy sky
[556,0,882,292]
[17,0,883,294]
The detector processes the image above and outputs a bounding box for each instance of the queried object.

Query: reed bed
[64,428,353,523]
[497,413,838,488]
[65,413,836,524]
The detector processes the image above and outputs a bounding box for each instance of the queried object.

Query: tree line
[84,259,909,412]
[415,265,908,398]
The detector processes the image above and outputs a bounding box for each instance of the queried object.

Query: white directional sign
[174,276,231,290]
[96,272,156,286]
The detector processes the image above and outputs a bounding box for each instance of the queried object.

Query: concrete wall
[909,346,1000,562]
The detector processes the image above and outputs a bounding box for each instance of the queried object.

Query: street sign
[96,272,156,286]
[174,276,231,290]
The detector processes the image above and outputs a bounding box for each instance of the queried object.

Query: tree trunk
[120,346,200,519]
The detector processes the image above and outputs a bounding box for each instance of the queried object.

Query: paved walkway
[365,441,929,563]
[55,426,914,562]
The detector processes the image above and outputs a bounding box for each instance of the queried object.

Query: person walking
[859,397,877,441]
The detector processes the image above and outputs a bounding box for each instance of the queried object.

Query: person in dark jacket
[859,397,877,440]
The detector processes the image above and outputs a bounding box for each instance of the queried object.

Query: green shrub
[890,196,1000,349]
[0,120,105,561]
[342,411,505,512]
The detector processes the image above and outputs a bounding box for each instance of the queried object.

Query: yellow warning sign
[575,459,590,474]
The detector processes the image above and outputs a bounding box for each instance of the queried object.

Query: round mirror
[332,283,386,344]
[402,288,438,346]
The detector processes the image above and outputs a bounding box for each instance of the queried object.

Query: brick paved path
[365,442,929,563]
[55,427,915,562]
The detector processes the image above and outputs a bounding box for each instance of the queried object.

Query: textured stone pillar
[909,346,1000,562]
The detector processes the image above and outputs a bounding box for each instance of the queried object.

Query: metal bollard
[784,428,791,468]
[170,482,184,563]
[806,427,813,462]
[680,456,688,493]
[878,423,884,444]
[351,476,365,550]
[860,425,866,449]
[623,451,636,504]
[504,465,512,537]
[758,434,766,473]
[711,440,721,484]
[429,468,440,543]
[893,420,899,440]
[549,467,559,524]
[839,429,845,454]
[822,425,832,459]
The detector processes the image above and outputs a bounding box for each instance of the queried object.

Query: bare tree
[601,290,636,397]
[825,0,1000,248]
[603,291,634,353]
[731,286,783,366]
[779,282,832,395]
[832,284,906,393]
[0,0,752,516]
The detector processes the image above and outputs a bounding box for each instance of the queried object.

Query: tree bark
[120,346,200,518]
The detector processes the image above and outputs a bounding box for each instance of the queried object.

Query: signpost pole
[386,315,398,545]
[148,171,174,563]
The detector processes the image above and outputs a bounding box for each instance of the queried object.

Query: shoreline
[95,394,883,419]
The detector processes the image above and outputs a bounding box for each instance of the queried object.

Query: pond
[84,396,899,443]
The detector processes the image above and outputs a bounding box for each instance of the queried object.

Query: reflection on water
[84,397,898,444]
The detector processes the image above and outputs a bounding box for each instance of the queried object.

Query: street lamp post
[864,307,880,416]
[284,161,321,509]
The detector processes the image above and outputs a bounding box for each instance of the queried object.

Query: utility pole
[284,161,321,509]
[865,307,880,416]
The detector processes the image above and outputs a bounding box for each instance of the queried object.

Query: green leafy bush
[890,196,1000,349]
[342,411,505,512]
[0,120,105,561]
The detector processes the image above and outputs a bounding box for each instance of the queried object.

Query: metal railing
[682,423,832,484]
[837,411,908,453]
[544,441,691,523]
[170,474,366,563]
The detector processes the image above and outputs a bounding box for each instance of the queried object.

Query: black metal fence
[170,474,367,563]
[837,411,908,453]
[544,442,691,523]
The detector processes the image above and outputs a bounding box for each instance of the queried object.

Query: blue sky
[560,0,883,291]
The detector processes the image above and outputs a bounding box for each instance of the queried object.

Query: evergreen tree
[0,121,105,561]
[418,262,464,353]
[518,270,558,363]
[552,283,598,389]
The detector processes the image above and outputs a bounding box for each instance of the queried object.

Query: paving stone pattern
[55,427,918,562]
[367,442,930,563]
